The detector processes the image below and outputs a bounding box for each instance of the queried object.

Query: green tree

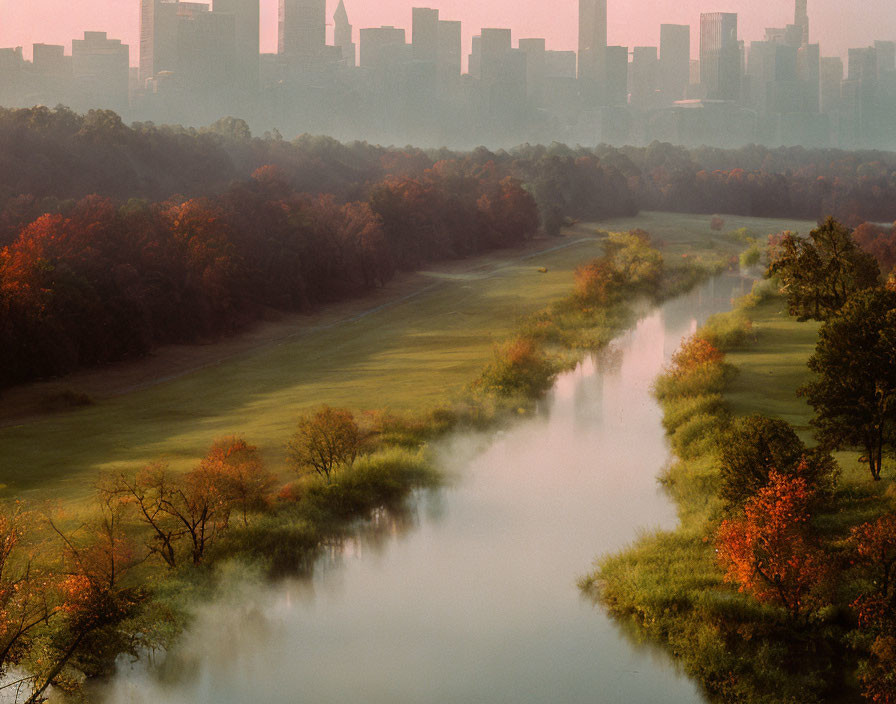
[801,288,896,480]
[288,406,363,483]
[767,217,880,321]
[719,414,838,509]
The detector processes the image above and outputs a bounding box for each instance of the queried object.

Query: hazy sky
[1,0,894,65]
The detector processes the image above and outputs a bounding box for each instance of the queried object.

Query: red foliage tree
[717,470,830,617]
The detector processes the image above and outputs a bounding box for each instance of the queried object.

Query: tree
[200,437,275,527]
[574,257,618,304]
[850,514,896,603]
[717,470,830,618]
[718,414,838,509]
[105,458,234,567]
[288,406,363,483]
[29,497,145,704]
[767,218,880,321]
[670,334,724,374]
[0,508,55,677]
[801,288,896,480]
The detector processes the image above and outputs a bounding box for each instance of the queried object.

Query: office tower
[359,26,407,71]
[33,44,69,76]
[819,56,843,113]
[798,43,820,112]
[518,38,546,101]
[279,0,326,57]
[214,0,259,87]
[795,0,809,47]
[604,45,628,106]
[545,51,577,79]
[631,46,659,109]
[874,41,896,75]
[660,24,690,102]
[578,0,607,81]
[848,47,877,81]
[479,28,512,86]
[469,35,481,78]
[700,12,740,101]
[140,0,176,84]
[72,31,130,111]
[177,8,236,90]
[437,20,462,82]
[333,0,356,67]
[412,8,440,65]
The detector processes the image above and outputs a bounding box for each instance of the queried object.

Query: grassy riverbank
[583,280,894,703]
[0,212,814,505]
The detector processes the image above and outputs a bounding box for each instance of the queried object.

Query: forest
[2,105,896,389]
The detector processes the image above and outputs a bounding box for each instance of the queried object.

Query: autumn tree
[288,406,363,483]
[718,414,838,509]
[28,497,145,704]
[767,217,880,321]
[801,288,896,480]
[669,334,724,374]
[717,470,830,618]
[106,457,234,567]
[574,257,618,304]
[850,516,896,704]
[199,437,275,527]
[0,508,56,677]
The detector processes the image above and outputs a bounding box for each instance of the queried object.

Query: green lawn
[0,212,818,505]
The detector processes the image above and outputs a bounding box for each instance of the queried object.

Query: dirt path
[0,230,600,429]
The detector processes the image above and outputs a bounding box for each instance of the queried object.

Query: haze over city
[2,0,894,64]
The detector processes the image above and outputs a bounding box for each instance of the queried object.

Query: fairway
[0,212,817,503]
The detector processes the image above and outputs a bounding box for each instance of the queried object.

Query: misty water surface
[104,274,749,704]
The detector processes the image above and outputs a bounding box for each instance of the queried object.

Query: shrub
[661,394,729,435]
[670,412,728,459]
[477,337,557,397]
[700,311,752,351]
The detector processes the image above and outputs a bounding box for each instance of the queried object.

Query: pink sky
[1,0,894,65]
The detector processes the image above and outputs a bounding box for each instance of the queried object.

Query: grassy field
[0,212,817,504]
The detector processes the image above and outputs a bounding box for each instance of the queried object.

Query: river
[103,274,749,704]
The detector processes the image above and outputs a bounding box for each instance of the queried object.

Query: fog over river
[104,274,749,704]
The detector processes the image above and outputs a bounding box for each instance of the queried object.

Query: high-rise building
[700,12,740,101]
[140,0,177,84]
[214,0,259,88]
[794,0,809,47]
[437,20,462,82]
[72,31,130,112]
[359,26,407,71]
[479,28,512,86]
[604,45,628,106]
[333,0,356,67]
[412,8,440,65]
[631,46,659,109]
[819,55,843,114]
[874,40,896,75]
[660,24,690,102]
[278,0,326,57]
[518,38,546,101]
[578,0,607,81]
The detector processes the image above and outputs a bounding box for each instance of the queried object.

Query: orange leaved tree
[717,470,829,618]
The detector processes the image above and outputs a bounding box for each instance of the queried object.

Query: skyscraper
[660,24,690,102]
[278,0,326,57]
[578,0,607,82]
[214,0,259,88]
[334,0,356,67]
[700,12,740,101]
[412,8,440,65]
[437,20,462,82]
[72,31,130,112]
[795,0,809,47]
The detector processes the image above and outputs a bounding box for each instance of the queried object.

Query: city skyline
[2,0,894,67]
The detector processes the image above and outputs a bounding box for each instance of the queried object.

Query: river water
[104,274,748,704]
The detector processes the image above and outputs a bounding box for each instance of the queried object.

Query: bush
[670,412,728,460]
[661,394,729,435]
[476,337,557,398]
[700,310,752,351]
[654,362,735,401]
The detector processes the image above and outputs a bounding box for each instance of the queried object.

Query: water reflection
[104,274,750,704]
